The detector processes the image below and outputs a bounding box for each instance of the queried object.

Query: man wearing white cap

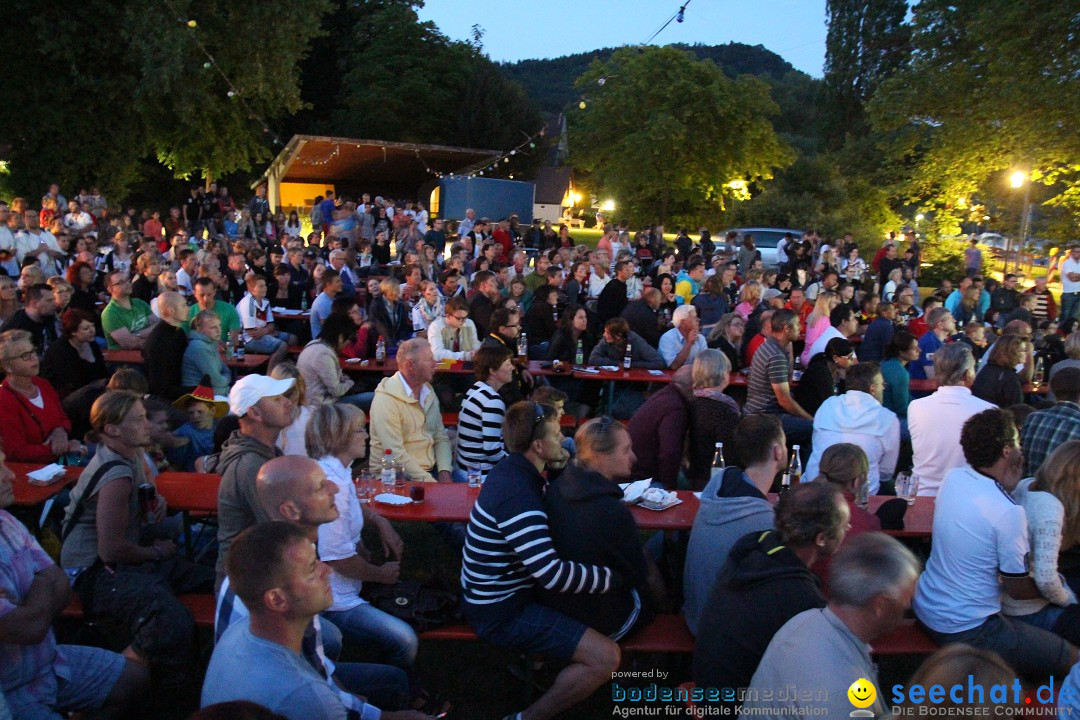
[207,374,295,590]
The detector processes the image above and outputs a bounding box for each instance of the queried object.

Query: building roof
[257,135,502,198]
[532,166,573,205]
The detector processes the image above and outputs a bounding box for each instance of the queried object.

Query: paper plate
[374,493,412,506]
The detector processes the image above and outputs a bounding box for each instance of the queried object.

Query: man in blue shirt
[909,307,955,380]
[310,269,341,338]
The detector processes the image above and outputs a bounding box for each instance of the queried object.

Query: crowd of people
[4,181,1080,719]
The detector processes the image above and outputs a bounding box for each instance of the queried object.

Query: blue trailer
[435,176,535,223]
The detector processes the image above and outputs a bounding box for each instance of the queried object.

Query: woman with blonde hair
[733,280,762,320]
[801,291,839,366]
[270,361,315,455]
[1003,440,1080,644]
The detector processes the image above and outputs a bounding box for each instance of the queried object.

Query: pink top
[800,315,831,366]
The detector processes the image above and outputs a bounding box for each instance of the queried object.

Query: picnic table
[104,349,270,371]
[9,463,81,507]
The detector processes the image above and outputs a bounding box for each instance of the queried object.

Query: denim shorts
[245,332,286,354]
[465,601,587,660]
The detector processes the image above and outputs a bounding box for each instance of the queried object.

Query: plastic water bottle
[375,336,387,364]
[517,331,528,357]
[300,294,308,311]
[235,341,245,360]
[467,465,482,488]
[380,449,395,491]
[623,343,633,370]
[713,442,726,470]
[575,339,584,366]
[224,338,234,359]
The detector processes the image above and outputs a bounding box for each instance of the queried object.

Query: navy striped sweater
[461,453,618,618]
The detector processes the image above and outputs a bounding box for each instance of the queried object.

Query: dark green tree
[821,0,909,147]
[568,46,794,224]
[868,0,1080,241]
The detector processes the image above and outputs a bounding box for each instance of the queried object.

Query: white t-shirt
[913,465,1029,634]
[908,386,995,496]
[1062,256,1080,294]
[806,325,845,361]
[235,293,275,343]
[315,456,367,613]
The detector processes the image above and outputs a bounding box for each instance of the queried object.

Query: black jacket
[143,322,189,401]
[546,329,595,364]
[596,278,628,324]
[39,337,110,400]
[469,292,496,339]
[693,529,825,700]
[686,395,743,490]
[620,300,662,348]
[540,462,653,638]
[368,297,412,349]
[971,362,1024,408]
[793,352,841,417]
[524,302,558,344]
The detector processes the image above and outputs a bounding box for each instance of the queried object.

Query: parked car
[719,227,806,267]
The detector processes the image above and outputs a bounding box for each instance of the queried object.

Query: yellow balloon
[848,678,877,709]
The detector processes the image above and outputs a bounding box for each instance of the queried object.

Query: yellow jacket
[368,372,451,482]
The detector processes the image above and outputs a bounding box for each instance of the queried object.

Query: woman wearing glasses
[0,329,83,462]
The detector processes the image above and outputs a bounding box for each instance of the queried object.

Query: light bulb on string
[186,19,197,27]
[578,100,586,110]
[227,90,236,97]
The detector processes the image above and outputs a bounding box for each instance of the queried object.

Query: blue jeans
[339,391,375,414]
[322,602,419,669]
[245,332,286,354]
[332,661,410,711]
[1062,292,1080,323]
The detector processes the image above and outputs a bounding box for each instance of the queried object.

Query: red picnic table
[104,348,270,371]
[10,462,82,507]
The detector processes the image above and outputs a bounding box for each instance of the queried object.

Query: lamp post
[1009,171,1031,274]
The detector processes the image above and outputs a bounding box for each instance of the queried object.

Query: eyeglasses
[451,313,469,321]
[528,402,548,444]
[5,349,35,362]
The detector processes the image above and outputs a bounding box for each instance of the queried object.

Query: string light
[413,126,549,179]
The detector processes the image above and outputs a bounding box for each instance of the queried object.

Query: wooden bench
[871,619,938,656]
[62,593,216,629]
[421,613,694,655]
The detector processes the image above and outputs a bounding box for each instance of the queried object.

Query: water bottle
[380,449,395,491]
[575,339,584,366]
[1033,357,1045,388]
[517,331,527,357]
[224,337,234,359]
[236,341,245,360]
[623,343,633,370]
[375,335,387,364]
[467,465,482,488]
[300,294,308,311]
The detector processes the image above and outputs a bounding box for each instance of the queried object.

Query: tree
[568,46,794,224]
[0,0,328,199]
[868,0,1080,241]
[820,0,909,147]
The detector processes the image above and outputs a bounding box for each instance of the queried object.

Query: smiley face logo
[847,678,877,709]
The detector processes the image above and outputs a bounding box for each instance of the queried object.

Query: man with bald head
[143,290,189,401]
[214,455,413,717]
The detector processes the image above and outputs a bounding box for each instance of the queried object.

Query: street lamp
[1008,171,1031,273]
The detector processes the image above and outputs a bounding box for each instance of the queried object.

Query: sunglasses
[528,402,548,444]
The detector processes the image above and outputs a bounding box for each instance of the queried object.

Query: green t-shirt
[185,300,242,343]
[101,298,153,349]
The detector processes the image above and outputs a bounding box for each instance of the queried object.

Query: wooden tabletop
[104,349,269,370]
[10,463,82,506]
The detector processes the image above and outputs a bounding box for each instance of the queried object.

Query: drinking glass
[896,472,919,505]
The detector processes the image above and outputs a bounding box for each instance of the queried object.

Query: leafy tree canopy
[568,46,794,225]
[869,0,1080,241]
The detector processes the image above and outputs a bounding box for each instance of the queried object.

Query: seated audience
[858,301,895,362]
[524,285,560,347]
[1003,440,1080,646]
[908,344,994,496]
[793,337,856,417]
[542,416,661,640]
[691,273,729,326]
[269,362,316,457]
[455,345,513,481]
[410,280,444,334]
[190,277,244,346]
[909,307,956,380]
[971,333,1027,407]
[684,415,787,635]
[235,275,291,374]
[481,308,536,405]
[685,350,742,490]
[466,271,498,340]
[203,522,421,720]
[307,405,418,670]
[61,391,214,699]
[368,339,452,483]
[0,329,83,462]
[914,408,1078,677]
[745,309,813,449]
[706,312,745,373]
[880,330,919,420]
[297,313,371,409]
[659,304,707,370]
[595,260,633,324]
[547,304,595,363]
[167,380,228,472]
[100,270,158,350]
[308,268,340,339]
[693,482,849,703]
[626,366,693,490]
[183,310,231,397]
[588,317,665,369]
[804,304,859,361]
[39,308,108,399]
[620,288,663,348]
[145,290,190,401]
[461,401,618,720]
[804,362,900,495]
[1020,367,1080,476]
[0,282,57,354]
[425,295,479,362]
[0,449,147,720]
[740,534,920,718]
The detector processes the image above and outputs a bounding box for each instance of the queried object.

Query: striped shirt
[454,381,506,476]
[745,337,789,415]
[461,453,616,618]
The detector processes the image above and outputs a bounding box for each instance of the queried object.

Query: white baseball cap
[228,375,295,417]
